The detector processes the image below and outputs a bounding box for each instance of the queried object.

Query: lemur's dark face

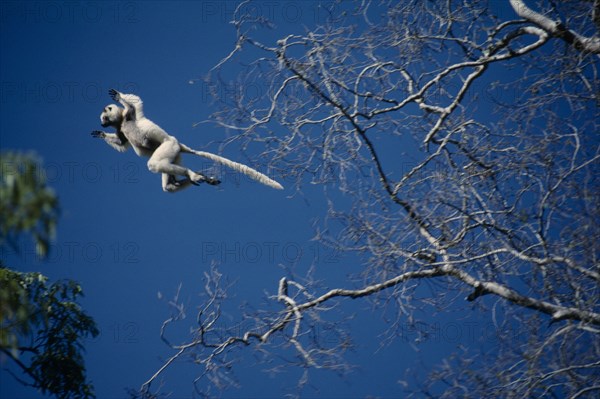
[100,104,123,128]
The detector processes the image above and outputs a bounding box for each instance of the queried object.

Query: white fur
[92,89,283,192]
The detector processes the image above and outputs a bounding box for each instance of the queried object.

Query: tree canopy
[1,152,98,398]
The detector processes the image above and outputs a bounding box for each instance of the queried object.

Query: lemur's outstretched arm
[109,88,145,120]
[91,130,130,152]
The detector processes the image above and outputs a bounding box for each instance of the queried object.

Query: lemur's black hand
[108,88,120,101]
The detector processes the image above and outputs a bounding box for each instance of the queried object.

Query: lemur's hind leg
[158,151,220,193]
[147,138,212,192]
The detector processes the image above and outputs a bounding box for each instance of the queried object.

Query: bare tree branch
[509,0,600,54]
[142,1,600,397]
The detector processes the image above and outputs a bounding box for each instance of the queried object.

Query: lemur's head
[100,104,123,128]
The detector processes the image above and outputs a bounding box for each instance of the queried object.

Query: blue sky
[1,2,508,398]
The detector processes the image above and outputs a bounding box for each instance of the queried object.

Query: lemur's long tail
[181,144,283,190]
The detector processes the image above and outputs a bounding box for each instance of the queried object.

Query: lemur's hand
[108,88,120,102]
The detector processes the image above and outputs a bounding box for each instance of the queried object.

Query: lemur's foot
[168,175,188,187]
[189,172,220,186]
[205,176,221,186]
